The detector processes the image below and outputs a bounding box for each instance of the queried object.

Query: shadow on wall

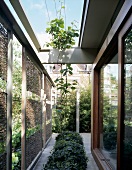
[47,48,98,64]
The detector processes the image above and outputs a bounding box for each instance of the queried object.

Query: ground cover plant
[43,131,88,170]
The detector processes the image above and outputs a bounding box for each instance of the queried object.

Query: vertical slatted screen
[0,21,53,170]
[25,56,42,168]
[0,23,8,170]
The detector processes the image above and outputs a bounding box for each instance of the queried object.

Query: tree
[46,2,79,132]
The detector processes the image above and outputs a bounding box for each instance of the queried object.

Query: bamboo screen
[25,56,42,168]
[0,23,8,170]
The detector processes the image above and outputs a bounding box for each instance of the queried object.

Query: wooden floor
[33,133,99,170]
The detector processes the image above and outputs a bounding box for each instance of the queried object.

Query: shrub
[103,124,117,150]
[56,131,83,145]
[43,132,88,170]
[12,149,21,170]
[52,85,91,133]
[79,86,91,132]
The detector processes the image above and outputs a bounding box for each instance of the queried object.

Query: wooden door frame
[91,2,132,170]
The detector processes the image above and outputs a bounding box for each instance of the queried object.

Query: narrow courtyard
[33,133,98,170]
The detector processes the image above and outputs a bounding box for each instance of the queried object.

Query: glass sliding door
[99,54,118,169]
[123,28,132,169]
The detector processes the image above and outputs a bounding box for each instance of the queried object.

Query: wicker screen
[26,56,42,168]
[0,23,8,170]
[46,78,52,142]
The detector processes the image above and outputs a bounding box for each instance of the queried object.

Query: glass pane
[123,29,132,169]
[100,54,118,169]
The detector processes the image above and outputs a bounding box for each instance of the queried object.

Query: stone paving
[33,133,99,170]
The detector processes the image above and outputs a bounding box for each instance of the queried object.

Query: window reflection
[123,29,132,169]
[100,54,118,169]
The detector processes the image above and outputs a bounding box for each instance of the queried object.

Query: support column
[7,30,13,170]
[41,74,45,148]
[43,75,47,146]
[41,73,43,149]
[21,47,26,170]
[76,89,80,133]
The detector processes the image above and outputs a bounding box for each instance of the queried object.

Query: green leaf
[63,71,67,76]
[71,87,76,90]
[69,71,73,75]
[67,64,71,67]
[74,33,79,37]
[60,24,64,28]
[61,6,65,9]
[68,26,71,30]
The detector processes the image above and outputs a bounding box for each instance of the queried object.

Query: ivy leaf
[71,87,76,90]
[54,78,59,83]
[72,82,77,85]
[63,71,67,76]
[74,33,79,37]
[64,83,68,87]
[69,71,73,75]
[71,41,75,45]
[68,26,71,30]
[60,24,64,28]
[67,64,71,67]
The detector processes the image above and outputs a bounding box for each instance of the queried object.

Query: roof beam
[78,0,89,47]
[39,48,98,64]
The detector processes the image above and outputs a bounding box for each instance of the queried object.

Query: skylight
[20,0,84,48]
[5,0,84,49]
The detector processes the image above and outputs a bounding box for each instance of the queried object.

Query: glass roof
[4,0,84,49]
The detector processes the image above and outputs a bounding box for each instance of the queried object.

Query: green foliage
[46,2,79,51]
[12,150,21,170]
[46,18,79,50]
[55,64,77,97]
[0,142,5,154]
[56,131,83,145]
[43,132,88,170]
[0,78,6,91]
[52,91,76,132]
[52,84,92,133]
[11,40,22,169]
[124,139,132,156]
[46,4,79,131]
[12,129,21,150]
[26,125,41,138]
[12,123,41,169]
[79,85,91,132]
[103,124,117,150]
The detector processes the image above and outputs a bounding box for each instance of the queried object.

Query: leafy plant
[56,131,83,145]
[43,132,88,170]
[79,85,91,132]
[26,125,41,138]
[46,18,79,50]
[103,124,117,150]
[46,3,79,132]
[12,150,21,170]
[124,139,132,156]
[55,64,77,97]
[52,91,76,132]
[52,84,92,133]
